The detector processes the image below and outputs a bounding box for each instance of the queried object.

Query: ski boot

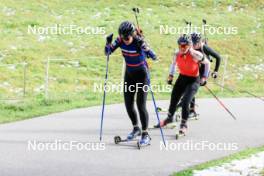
[137,132,151,149]
[189,109,199,120]
[154,116,173,128]
[127,126,141,141]
[176,122,188,139]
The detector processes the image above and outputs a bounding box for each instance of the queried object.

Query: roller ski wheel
[114,128,141,144]
[114,136,122,144]
[137,141,140,149]
[114,135,138,144]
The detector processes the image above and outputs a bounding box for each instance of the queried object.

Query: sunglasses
[121,35,130,41]
[179,44,188,49]
[192,42,199,46]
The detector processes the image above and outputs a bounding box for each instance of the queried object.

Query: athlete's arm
[203,45,221,72]
[190,47,210,78]
[201,57,210,78]
[169,51,178,76]
[168,51,178,84]
[104,36,121,55]
[140,39,157,60]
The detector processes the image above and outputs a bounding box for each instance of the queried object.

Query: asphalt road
[0,98,263,176]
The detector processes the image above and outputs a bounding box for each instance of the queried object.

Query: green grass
[260,169,264,176]
[0,0,263,123]
[173,145,264,176]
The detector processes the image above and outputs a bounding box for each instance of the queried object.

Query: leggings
[124,68,149,130]
[178,97,196,110]
[189,64,205,110]
[190,97,195,110]
[168,74,200,123]
[178,63,204,111]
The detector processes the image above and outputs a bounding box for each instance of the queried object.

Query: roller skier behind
[155,34,210,135]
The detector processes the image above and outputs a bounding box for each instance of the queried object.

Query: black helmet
[191,32,202,45]
[118,21,136,40]
[177,34,190,45]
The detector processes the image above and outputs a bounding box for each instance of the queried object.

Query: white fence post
[23,62,27,97]
[221,55,228,92]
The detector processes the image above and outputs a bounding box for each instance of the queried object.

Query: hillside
[0,0,263,122]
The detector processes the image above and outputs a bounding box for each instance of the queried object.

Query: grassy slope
[0,0,263,123]
[173,145,264,176]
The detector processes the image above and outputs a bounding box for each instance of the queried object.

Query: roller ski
[114,127,141,144]
[150,122,177,129]
[156,107,181,122]
[176,123,187,140]
[156,107,167,113]
[156,107,180,113]
[137,132,151,149]
[151,117,176,129]
[114,136,139,144]
[174,111,199,122]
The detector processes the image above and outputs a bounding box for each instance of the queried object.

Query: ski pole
[183,19,191,34]
[146,69,166,147]
[213,81,235,93]
[205,85,237,120]
[202,19,208,44]
[132,7,140,28]
[240,90,264,102]
[213,82,264,102]
[132,7,145,38]
[99,47,110,141]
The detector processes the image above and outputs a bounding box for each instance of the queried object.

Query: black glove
[200,77,207,86]
[167,75,173,85]
[211,71,218,79]
[104,45,110,56]
[106,33,113,45]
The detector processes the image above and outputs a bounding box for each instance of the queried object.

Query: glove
[211,71,218,79]
[136,27,143,36]
[167,75,173,85]
[104,45,111,56]
[200,77,207,86]
[106,33,113,45]
[146,60,152,69]
[152,54,157,61]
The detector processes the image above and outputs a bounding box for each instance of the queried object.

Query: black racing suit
[105,35,156,131]
[189,44,222,112]
[124,67,149,130]
[168,74,200,125]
